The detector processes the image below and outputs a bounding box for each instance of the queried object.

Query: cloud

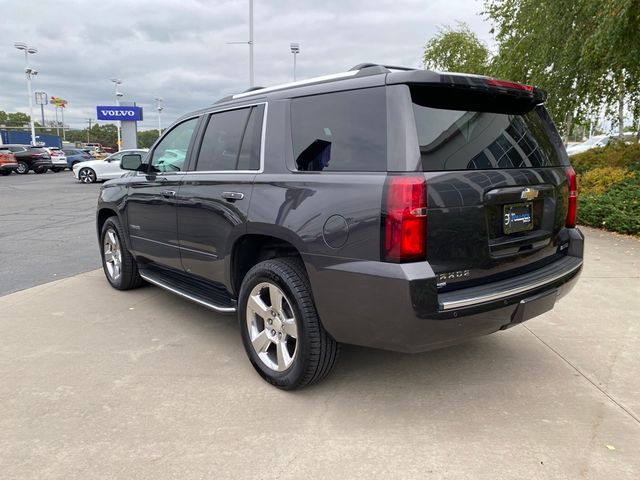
[0,0,491,130]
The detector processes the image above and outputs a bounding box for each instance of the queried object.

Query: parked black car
[2,145,52,174]
[96,63,584,389]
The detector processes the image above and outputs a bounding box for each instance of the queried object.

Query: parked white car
[73,149,148,183]
[44,147,67,172]
[566,132,638,156]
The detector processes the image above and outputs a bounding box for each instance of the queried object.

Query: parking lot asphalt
[0,226,638,479]
[0,171,101,296]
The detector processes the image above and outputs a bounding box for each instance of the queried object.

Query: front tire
[16,161,29,174]
[100,216,144,290]
[79,167,97,183]
[239,258,340,390]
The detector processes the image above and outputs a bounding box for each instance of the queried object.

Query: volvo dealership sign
[96,106,143,121]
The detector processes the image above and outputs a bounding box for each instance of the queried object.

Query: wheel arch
[96,207,133,251]
[229,234,306,298]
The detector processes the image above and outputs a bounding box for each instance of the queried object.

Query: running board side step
[139,268,237,314]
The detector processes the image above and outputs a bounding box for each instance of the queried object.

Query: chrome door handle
[161,190,176,198]
[222,191,244,201]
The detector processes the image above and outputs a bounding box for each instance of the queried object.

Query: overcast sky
[1,0,492,130]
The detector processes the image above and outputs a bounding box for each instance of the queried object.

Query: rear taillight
[487,78,534,92]
[565,167,578,228]
[383,176,427,262]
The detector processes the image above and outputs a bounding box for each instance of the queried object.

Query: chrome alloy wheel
[103,228,122,281]
[246,282,299,372]
[79,168,96,183]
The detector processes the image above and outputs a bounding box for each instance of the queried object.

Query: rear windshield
[411,89,565,171]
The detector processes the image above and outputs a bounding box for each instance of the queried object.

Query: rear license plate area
[503,202,533,235]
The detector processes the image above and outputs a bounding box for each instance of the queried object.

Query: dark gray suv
[96,63,583,389]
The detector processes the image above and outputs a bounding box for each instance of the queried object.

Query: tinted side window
[291,87,387,172]
[196,108,250,171]
[237,104,264,170]
[150,117,198,173]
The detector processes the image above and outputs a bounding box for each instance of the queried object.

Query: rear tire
[34,167,47,174]
[239,257,340,390]
[16,162,29,174]
[100,216,144,290]
[51,167,63,173]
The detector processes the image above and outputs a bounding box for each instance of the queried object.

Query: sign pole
[61,107,65,141]
[54,107,60,137]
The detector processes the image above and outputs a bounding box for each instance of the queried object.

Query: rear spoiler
[386,70,547,107]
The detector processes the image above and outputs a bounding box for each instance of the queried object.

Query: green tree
[484,0,640,138]
[66,124,118,149]
[1,112,32,127]
[423,23,491,75]
[138,129,161,149]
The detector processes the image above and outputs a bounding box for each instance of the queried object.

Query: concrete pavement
[0,227,638,479]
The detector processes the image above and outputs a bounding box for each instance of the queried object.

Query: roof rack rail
[349,63,418,72]
[214,63,419,104]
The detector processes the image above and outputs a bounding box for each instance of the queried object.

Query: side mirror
[121,154,144,171]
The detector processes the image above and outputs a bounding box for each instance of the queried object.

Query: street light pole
[155,97,163,136]
[249,0,254,88]
[110,78,123,151]
[14,42,38,145]
[226,0,255,88]
[290,43,300,81]
[87,119,92,144]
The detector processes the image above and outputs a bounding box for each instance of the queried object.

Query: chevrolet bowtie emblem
[521,187,539,201]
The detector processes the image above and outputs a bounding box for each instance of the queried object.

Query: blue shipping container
[0,130,62,148]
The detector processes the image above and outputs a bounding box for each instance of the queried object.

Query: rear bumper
[31,160,53,169]
[305,228,584,353]
[0,163,18,172]
[51,158,67,167]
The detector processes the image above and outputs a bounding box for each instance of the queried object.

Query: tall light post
[290,43,300,81]
[249,0,254,87]
[110,78,123,151]
[226,0,254,87]
[155,97,164,136]
[14,42,38,145]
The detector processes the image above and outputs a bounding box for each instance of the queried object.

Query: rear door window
[411,89,565,171]
[291,87,387,172]
[195,104,263,172]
